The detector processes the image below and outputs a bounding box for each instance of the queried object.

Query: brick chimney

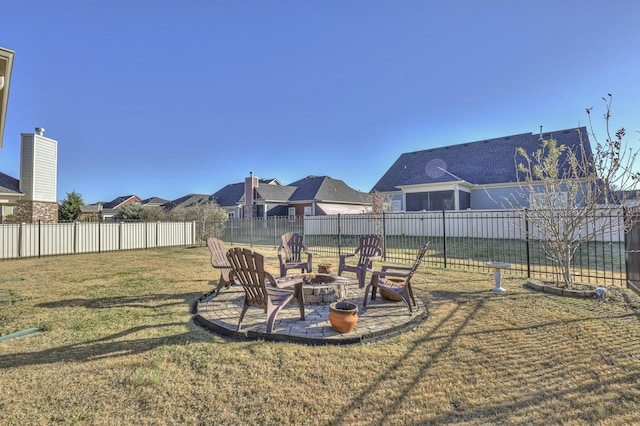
[243,171,258,218]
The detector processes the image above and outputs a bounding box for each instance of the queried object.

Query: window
[288,207,296,222]
[304,206,312,216]
[406,190,455,211]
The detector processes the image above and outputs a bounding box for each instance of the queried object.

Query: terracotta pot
[328,301,358,333]
[318,264,334,274]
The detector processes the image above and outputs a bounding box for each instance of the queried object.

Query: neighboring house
[141,197,169,208]
[211,177,283,218]
[78,204,117,222]
[371,127,593,211]
[103,195,142,209]
[211,172,371,219]
[162,193,210,211]
[0,171,22,222]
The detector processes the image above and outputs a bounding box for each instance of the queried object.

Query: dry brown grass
[1,245,640,425]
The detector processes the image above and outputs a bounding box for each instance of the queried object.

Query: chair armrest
[274,275,304,289]
[277,245,284,255]
[381,265,413,272]
[339,253,355,261]
[369,269,410,279]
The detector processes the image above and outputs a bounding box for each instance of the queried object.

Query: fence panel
[0,220,196,260]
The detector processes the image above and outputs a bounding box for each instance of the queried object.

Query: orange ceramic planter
[329,301,359,333]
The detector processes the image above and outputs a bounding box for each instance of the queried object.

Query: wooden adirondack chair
[227,247,305,333]
[363,242,430,315]
[277,232,313,277]
[338,234,382,288]
[206,237,233,298]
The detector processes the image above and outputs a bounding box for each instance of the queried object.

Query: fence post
[38,220,41,258]
[337,213,342,257]
[442,211,447,268]
[524,208,531,278]
[98,221,101,254]
[382,211,387,260]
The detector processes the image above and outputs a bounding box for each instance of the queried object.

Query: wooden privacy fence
[0,221,197,259]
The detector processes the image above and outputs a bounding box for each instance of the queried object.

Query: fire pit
[301,274,348,304]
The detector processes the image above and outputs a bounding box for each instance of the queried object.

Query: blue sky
[1,1,638,204]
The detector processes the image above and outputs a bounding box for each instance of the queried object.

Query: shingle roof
[210,182,245,207]
[141,197,169,205]
[103,195,140,209]
[255,184,296,202]
[163,194,210,210]
[371,127,592,192]
[288,175,370,204]
[0,171,22,195]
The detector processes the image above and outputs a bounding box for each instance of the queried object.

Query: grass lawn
[1,245,639,425]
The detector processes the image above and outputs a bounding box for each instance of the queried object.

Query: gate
[626,208,640,293]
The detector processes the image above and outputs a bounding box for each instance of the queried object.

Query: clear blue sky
[1,1,638,204]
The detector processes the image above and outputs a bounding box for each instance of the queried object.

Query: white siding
[20,133,57,202]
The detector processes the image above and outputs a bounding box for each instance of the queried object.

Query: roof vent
[538,125,543,141]
[35,127,45,136]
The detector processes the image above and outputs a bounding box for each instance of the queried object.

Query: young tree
[58,191,84,221]
[508,95,640,288]
[167,201,228,241]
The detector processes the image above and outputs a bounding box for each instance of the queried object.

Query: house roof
[371,127,592,192]
[255,184,297,202]
[163,194,210,210]
[0,171,22,195]
[288,175,370,204]
[211,178,285,207]
[103,195,141,209]
[211,182,246,207]
[141,197,169,206]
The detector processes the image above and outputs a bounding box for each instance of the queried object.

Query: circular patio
[193,276,427,345]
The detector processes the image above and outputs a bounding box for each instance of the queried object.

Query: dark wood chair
[205,237,233,299]
[227,247,305,333]
[277,232,313,277]
[338,234,382,288]
[363,242,430,315]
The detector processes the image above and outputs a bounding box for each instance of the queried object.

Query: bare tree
[505,95,640,287]
[167,201,228,242]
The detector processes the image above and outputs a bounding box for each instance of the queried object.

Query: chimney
[538,125,543,141]
[244,171,259,217]
[35,127,45,136]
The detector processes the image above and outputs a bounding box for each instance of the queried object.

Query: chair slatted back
[282,232,305,263]
[227,247,275,309]
[355,234,382,268]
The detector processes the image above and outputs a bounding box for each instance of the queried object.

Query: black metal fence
[2,209,632,288]
[205,209,631,287]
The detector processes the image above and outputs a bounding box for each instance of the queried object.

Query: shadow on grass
[327,288,640,425]
[35,292,202,310]
[0,291,213,370]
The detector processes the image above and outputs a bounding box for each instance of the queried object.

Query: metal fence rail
[206,209,629,287]
[1,209,631,288]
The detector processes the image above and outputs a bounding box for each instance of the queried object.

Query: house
[371,127,592,211]
[141,197,169,208]
[103,195,142,209]
[0,128,59,222]
[210,177,283,218]
[0,171,21,222]
[162,193,210,211]
[211,172,371,219]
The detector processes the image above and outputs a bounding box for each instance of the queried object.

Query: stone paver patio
[194,276,427,345]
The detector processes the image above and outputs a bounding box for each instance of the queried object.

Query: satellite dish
[425,158,447,178]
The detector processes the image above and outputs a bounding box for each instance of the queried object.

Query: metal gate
[626,208,640,293]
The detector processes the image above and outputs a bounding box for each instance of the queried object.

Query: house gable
[372,127,591,192]
[372,127,592,211]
